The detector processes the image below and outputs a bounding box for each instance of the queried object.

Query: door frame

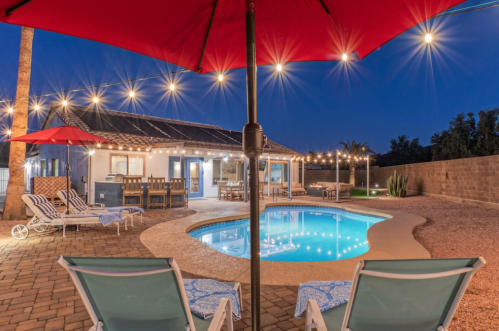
[185,157,204,198]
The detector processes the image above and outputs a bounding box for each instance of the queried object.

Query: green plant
[387,170,408,197]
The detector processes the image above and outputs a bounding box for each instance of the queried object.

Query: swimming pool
[189,206,387,262]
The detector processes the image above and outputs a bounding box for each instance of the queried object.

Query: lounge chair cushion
[25,195,60,220]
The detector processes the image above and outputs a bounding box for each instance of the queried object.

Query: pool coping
[140,199,430,286]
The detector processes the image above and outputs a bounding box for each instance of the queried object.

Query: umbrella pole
[66,143,70,215]
[243,1,263,330]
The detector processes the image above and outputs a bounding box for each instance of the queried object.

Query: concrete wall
[371,155,499,206]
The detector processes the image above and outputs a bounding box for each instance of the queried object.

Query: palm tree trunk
[349,165,356,186]
[3,27,34,221]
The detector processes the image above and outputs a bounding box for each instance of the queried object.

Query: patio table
[225,183,244,201]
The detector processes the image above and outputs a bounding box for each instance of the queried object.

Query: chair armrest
[207,298,233,331]
[306,300,328,331]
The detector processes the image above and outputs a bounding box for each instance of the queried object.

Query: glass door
[186,158,203,198]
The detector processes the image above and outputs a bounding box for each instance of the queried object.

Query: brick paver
[0,208,304,331]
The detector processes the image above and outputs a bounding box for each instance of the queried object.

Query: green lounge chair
[57,256,240,331]
[303,258,485,331]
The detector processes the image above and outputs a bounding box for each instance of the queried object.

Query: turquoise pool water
[189,206,387,262]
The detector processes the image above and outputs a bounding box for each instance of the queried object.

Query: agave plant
[387,170,408,197]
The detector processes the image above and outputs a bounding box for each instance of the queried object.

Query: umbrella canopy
[6,125,111,145]
[0,0,464,73]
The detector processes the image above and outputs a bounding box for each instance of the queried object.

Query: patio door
[186,158,203,198]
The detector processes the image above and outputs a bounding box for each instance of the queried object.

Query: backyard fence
[0,168,8,194]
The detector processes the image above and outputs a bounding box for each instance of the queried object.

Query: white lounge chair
[57,189,143,226]
[57,256,242,331]
[11,194,126,239]
[299,257,485,331]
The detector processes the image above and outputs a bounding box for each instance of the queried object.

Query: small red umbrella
[7,126,111,214]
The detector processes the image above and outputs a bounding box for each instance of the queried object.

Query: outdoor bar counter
[94,181,184,208]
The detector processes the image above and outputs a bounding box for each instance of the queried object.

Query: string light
[62,100,68,106]
[108,145,112,149]
[93,96,99,104]
[169,83,175,91]
[34,104,40,111]
[276,64,283,72]
[342,53,348,61]
[119,146,123,150]
[7,129,12,135]
[129,90,135,98]
[8,107,13,113]
[97,143,101,148]
[425,33,433,43]
[218,74,224,82]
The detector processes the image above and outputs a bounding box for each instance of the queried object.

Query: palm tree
[3,27,34,221]
[339,140,374,186]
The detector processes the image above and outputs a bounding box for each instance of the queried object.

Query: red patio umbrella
[0,1,465,328]
[7,125,111,214]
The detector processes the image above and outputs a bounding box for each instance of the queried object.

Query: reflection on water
[189,207,386,262]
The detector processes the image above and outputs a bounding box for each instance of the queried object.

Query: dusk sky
[0,0,498,154]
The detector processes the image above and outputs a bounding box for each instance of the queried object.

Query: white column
[244,157,248,202]
[301,159,305,189]
[267,156,271,196]
[287,159,291,199]
[367,155,370,198]
[336,151,339,202]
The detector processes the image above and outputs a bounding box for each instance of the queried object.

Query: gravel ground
[348,195,499,331]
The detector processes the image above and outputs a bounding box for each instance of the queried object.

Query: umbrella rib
[197,0,220,72]
[315,0,347,52]
[5,0,35,15]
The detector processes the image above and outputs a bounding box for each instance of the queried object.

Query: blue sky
[0,1,498,154]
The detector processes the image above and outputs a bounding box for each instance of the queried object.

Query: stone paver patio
[1,194,498,330]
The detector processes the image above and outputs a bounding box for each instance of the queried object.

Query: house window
[110,154,145,176]
[212,159,244,185]
[40,160,47,177]
[264,162,288,184]
[52,159,59,176]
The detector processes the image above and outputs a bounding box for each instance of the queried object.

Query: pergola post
[366,155,370,198]
[336,151,339,202]
[244,157,248,202]
[301,159,305,190]
[287,159,291,199]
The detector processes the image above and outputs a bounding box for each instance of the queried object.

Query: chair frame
[305,258,486,331]
[122,176,143,208]
[17,194,125,239]
[170,178,188,209]
[147,177,167,210]
[56,189,142,226]
[56,256,238,331]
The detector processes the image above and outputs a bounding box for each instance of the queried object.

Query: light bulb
[276,64,282,72]
[129,91,135,98]
[7,130,12,135]
[93,97,99,104]
[62,100,68,106]
[8,107,13,113]
[34,105,40,111]
[425,33,432,43]
[218,74,224,82]
[342,53,348,61]
[169,83,175,91]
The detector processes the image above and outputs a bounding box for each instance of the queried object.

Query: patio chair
[298,257,485,331]
[122,176,143,208]
[12,194,126,239]
[57,189,143,226]
[170,178,188,209]
[56,256,242,331]
[217,181,227,200]
[231,184,244,201]
[147,177,167,210]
